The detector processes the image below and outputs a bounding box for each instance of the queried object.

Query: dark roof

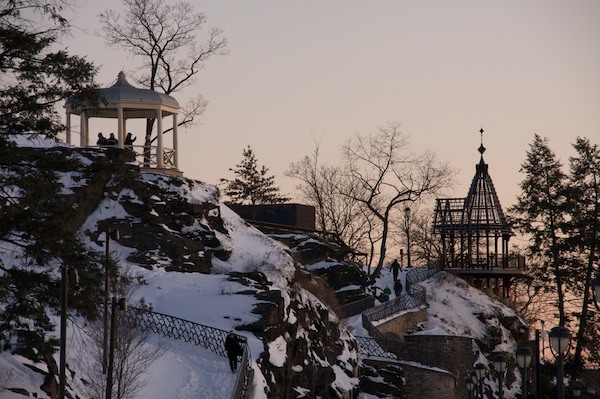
[433,151,511,236]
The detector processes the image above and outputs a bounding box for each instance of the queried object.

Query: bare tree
[390,205,442,268]
[99,0,228,160]
[287,139,375,261]
[339,123,454,277]
[79,271,165,399]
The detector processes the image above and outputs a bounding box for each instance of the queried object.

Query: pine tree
[221,146,289,205]
[510,134,569,325]
[566,137,600,373]
[0,0,100,138]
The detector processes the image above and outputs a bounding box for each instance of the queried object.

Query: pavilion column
[117,107,124,149]
[65,112,71,144]
[157,108,164,168]
[79,111,86,147]
[172,114,178,169]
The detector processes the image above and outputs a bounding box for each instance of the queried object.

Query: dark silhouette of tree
[287,140,374,262]
[566,137,600,374]
[0,0,100,138]
[99,0,228,162]
[338,123,453,277]
[221,146,289,205]
[510,134,569,326]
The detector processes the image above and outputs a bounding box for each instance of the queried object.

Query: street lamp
[103,228,119,374]
[105,296,128,399]
[492,353,508,399]
[474,363,487,399]
[403,206,411,268]
[549,326,571,399]
[59,266,79,399]
[592,271,600,310]
[516,346,533,399]
[465,377,475,399]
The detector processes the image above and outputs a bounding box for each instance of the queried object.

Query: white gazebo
[64,72,181,174]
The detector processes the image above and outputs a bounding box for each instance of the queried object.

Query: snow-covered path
[140,339,236,399]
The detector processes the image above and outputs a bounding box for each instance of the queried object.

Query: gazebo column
[117,107,124,149]
[173,113,178,169]
[79,110,87,147]
[65,113,72,144]
[157,108,164,168]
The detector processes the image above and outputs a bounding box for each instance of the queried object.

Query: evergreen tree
[510,134,569,325]
[0,0,100,138]
[221,146,289,205]
[566,137,600,373]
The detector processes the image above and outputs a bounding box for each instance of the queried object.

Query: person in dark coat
[224,331,241,372]
[106,133,118,146]
[394,279,403,297]
[391,259,400,281]
[96,132,107,146]
[124,132,136,148]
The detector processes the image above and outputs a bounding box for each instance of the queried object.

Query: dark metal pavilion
[432,129,526,297]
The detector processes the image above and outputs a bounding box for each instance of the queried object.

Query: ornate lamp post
[403,206,411,268]
[105,297,128,399]
[474,363,487,399]
[103,228,119,374]
[516,346,533,399]
[492,353,508,399]
[465,377,475,399]
[549,326,571,399]
[58,266,79,399]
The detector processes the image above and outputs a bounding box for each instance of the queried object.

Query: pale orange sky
[61,1,600,209]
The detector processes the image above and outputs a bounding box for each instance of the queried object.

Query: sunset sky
[61,0,600,209]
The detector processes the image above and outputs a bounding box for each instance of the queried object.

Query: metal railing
[121,306,253,399]
[90,144,177,169]
[362,268,436,325]
[356,336,398,361]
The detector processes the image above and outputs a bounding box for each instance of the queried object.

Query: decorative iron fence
[362,293,426,324]
[121,306,253,399]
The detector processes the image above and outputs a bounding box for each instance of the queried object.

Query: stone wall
[402,363,457,399]
[403,335,475,399]
[375,307,428,342]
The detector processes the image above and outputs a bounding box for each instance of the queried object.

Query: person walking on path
[391,259,400,281]
[394,279,403,297]
[224,331,241,372]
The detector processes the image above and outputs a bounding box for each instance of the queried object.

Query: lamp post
[465,377,475,399]
[403,206,411,268]
[58,266,79,399]
[105,296,127,399]
[493,353,508,399]
[516,346,533,399]
[103,228,119,374]
[474,363,487,399]
[549,326,571,399]
[592,271,600,310]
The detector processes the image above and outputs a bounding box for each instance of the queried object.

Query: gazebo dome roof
[100,72,179,108]
[64,72,179,118]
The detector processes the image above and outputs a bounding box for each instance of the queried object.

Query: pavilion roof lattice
[433,128,512,236]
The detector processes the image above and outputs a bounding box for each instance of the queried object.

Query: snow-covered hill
[0,134,528,399]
